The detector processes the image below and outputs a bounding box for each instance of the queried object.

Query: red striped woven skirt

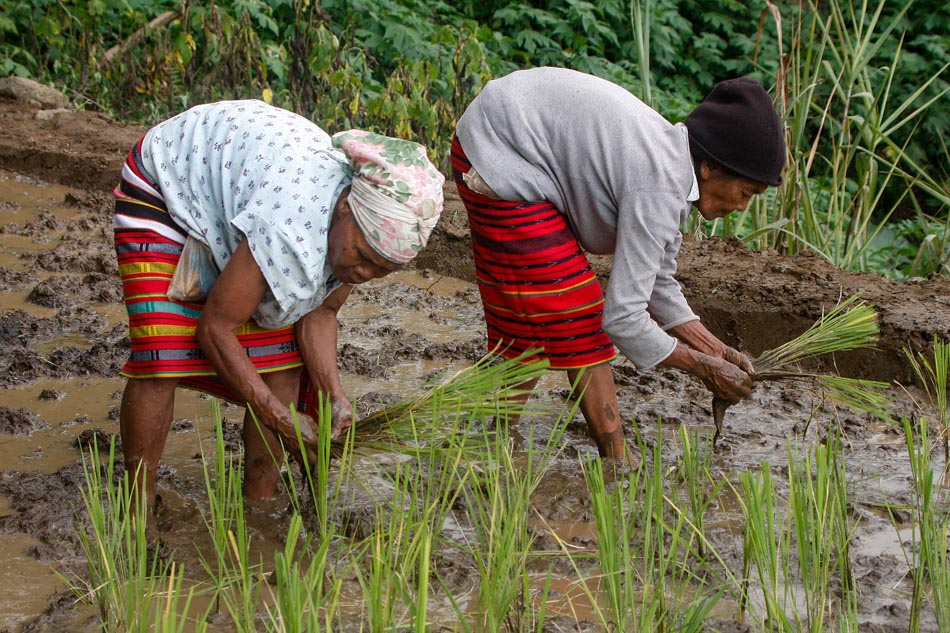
[113,139,304,402]
[450,137,616,370]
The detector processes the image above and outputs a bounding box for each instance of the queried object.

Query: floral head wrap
[331,130,445,264]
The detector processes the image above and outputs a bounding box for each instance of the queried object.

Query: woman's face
[694,162,768,220]
[327,194,401,285]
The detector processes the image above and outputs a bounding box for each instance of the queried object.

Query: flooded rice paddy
[0,169,947,632]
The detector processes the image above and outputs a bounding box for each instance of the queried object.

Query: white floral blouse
[141,100,351,329]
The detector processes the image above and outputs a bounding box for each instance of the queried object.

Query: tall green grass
[690,0,949,279]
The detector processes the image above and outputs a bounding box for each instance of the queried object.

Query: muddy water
[0,170,945,632]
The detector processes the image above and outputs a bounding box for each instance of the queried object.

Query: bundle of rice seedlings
[713,294,892,446]
[347,349,550,453]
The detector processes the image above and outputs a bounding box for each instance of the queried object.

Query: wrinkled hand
[330,395,353,441]
[719,345,755,376]
[269,409,320,451]
[695,354,753,404]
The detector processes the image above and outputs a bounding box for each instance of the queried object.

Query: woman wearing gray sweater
[451,67,785,460]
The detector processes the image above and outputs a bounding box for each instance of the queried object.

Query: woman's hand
[330,395,353,440]
[269,408,321,450]
[719,345,755,376]
[693,353,753,403]
[669,320,755,375]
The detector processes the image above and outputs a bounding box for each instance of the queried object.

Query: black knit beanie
[685,77,785,186]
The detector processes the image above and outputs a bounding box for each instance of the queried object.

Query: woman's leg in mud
[566,364,636,465]
[242,368,300,500]
[120,377,179,511]
[499,376,541,426]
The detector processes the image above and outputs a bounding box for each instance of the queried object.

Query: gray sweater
[456,67,700,369]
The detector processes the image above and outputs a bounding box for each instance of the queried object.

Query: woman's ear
[330,188,351,228]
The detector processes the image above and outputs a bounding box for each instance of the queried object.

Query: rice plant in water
[263,513,340,633]
[551,424,721,632]
[350,442,470,630]
[196,398,245,617]
[899,415,950,632]
[152,562,206,633]
[458,399,571,633]
[785,431,859,631]
[714,294,892,445]
[263,396,348,631]
[738,463,793,631]
[74,440,173,632]
[904,336,950,471]
[674,426,725,559]
[737,433,860,632]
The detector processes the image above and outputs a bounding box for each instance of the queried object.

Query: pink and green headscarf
[331,130,445,265]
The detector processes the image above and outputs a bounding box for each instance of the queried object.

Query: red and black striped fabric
[450,137,616,370]
[113,139,304,402]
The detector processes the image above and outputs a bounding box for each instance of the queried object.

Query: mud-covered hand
[719,345,755,376]
[269,408,320,452]
[330,395,353,441]
[694,354,753,404]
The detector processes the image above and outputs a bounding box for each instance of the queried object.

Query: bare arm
[669,319,754,373]
[195,239,318,447]
[294,284,353,437]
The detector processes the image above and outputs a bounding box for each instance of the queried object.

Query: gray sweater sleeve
[602,189,697,369]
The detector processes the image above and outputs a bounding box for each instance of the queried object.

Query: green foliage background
[1,0,947,279]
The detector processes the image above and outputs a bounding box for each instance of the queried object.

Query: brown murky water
[0,169,946,632]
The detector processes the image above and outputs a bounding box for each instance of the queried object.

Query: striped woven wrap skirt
[113,138,304,402]
[450,137,616,370]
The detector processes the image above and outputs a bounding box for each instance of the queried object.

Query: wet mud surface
[0,96,949,631]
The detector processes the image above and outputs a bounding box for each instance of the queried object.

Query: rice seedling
[897,415,950,632]
[196,398,245,617]
[636,428,722,632]
[73,439,173,632]
[350,443,469,630]
[714,294,892,445]
[263,513,340,633]
[460,417,567,632]
[284,397,351,543]
[545,423,722,632]
[674,426,725,558]
[737,464,793,631]
[353,350,550,448]
[193,404,269,633]
[260,397,349,631]
[904,336,950,471]
[785,431,858,632]
[152,562,206,633]
[216,495,261,632]
[735,433,859,632]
